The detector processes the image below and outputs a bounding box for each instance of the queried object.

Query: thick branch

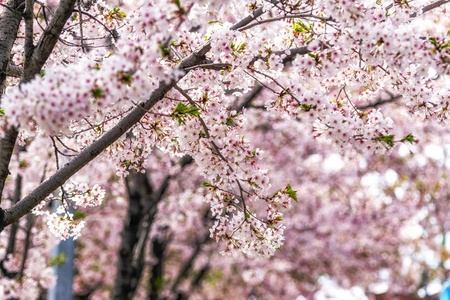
[0,174,21,278]
[411,0,450,17]
[1,0,77,205]
[148,226,171,300]
[23,0,34,63]
[0,129,19,205]
[233,85,264,111]
[18,212,34,280]
[0,0,23,94]
[5,174,21,254]
[1,72,182,230]
[113,170,153,300]
[231,6,265,31]
[5,64,22,77]
[113,155,192,300]
[0,0,25,203]
[22,0,77,82]
[170,211,211,295]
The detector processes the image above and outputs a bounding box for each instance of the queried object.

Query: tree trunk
[0,0,24,201]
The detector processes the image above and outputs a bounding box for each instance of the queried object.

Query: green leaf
[293,21,311,33]
[49,253,66,266]
[91,88,104,98]
[186,106,201,116]
[118,71,133,85]
[40,70,46,77]
[429,37,438,47]
[19,159,27,168]
[232,43,246,52]
[301,103,316,111]
[202,182,214,187]
[173,102,201,118]
[0,109,5,115]
[402,134,415,144]
[226,117,234,126]
[272,188,282,197]
[247,150,256,158]
[441,41,450,49]
[205,270,223,284]
[173,0,181,9]
[174,115,185,125]
[74,211,87,220]
[109,7,127,18]
[286,183,298,202]
[159,43,171,57]
[379,134,395,147]
[174,102,188,114]
[154,275,164,291]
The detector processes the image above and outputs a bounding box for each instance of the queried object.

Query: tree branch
[185,45,309,72]
[233,85,264,111]
[170,211,211,296]
[357,94,402,110]
[5,64,22,77]
[1,0,77,205]
[0,3,266,232]
[411,0,450,17]
[0,0,25,203]
[112,170,153,300]
[18,212,34,280]
[21,0,77,82]
[113,155,192,300]
[23,0,34,63]
[0,174,21,278]
[238,13,335,31]
[148,226,171,300]
[231,6,265,31]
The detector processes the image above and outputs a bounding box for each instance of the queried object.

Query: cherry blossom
[0,0,449,299]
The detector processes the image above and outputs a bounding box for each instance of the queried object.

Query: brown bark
[0,0,78,223]
[0,0,24,203]
[113,170,153,300]
[113,155,192,300]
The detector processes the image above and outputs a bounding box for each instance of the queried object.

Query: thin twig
[54,136,79,153]
[358,94,403,110]
[239,13,335,31]
[50,136,61,169]
[77,0,86,52]
[72,9,119,41]
[247,67,302,104]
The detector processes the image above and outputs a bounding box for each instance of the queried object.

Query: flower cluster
[31,182,105,240]
[44,210,85,241]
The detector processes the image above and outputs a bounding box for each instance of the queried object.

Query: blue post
[441,283,450,300]
[48,202,75,300]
